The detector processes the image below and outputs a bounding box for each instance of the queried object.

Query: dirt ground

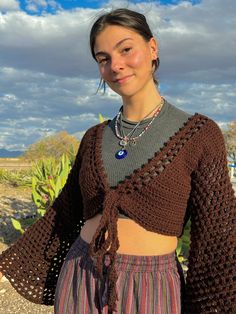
[0,183,54,314]
[0,278,54,314]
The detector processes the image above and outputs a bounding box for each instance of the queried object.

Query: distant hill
[0,149,24,158]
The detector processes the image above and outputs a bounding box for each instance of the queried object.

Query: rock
[0,242,8,254]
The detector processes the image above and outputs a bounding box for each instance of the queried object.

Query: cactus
[11,153,74,234]
[31,154,73,216]
[11,218,24,234]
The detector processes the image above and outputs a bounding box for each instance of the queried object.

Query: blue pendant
[115,149,128,159]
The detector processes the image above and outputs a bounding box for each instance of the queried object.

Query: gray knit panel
[101,100,191,217]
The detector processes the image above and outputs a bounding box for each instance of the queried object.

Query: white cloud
[0,67,105,150]
[25,0,62,13]
[0,0,20,12]
[0,9,97,77]
[162,82,236,122]
[218,121,229,131]
[25,4,38,13]
[2,93,17,101]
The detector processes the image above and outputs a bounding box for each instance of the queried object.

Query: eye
[122,47,132,54]
[97,57,108,64]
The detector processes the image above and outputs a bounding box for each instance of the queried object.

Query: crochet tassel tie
[89,190,120,312]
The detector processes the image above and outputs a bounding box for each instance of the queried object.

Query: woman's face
[93,25,157,98]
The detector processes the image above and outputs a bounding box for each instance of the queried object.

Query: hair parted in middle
[90,8,160,93]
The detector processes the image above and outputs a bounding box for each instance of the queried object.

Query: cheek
[129,53,143,67]
[128,51,150,70]
[99,66,110,80]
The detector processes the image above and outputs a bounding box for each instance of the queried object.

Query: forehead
[94,25,143,53]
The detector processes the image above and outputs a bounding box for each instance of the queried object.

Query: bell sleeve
[0,136,86,306]
[184,120,236,313]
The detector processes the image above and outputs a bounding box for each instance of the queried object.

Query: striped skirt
[54,235,182,314]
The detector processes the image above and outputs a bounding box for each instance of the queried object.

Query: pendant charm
[115,149,128,159]
[119,139,128,147]
[129,139,136,147]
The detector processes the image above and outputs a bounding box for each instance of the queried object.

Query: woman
[0,8,235,314]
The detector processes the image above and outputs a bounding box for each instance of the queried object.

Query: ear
[149,37,158,60]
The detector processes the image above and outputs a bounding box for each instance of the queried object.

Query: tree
[22,131,80,161]
[224,120,236,163]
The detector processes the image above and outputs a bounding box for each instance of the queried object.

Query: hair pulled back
[90,8,159,90]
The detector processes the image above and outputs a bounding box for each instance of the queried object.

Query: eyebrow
[94,37,133,58]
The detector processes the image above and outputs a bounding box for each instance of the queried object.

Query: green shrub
[0,168,32,187]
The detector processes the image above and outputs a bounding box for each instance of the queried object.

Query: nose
[110,56,124,73]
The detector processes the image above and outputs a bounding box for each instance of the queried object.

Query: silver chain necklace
[114,97,164,159]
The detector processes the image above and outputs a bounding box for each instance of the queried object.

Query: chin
[108,79,150,99]
[115,90,136,98]
[110,85,139,98]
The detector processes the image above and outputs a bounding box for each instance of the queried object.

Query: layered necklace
[114,97,164,159]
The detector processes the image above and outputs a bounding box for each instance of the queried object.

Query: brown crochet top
[0,113,235,313]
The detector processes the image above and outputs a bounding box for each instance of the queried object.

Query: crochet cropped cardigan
[0,113,235,313]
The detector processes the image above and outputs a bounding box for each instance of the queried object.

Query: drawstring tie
[89,190,120,312]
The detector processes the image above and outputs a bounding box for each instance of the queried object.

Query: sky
[0,0,235,151]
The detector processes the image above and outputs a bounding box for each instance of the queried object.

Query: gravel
[0,280,54,314]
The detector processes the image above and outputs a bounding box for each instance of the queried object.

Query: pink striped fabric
[54,236,181,314]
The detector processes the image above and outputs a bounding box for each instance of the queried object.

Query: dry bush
[22,131,80,161]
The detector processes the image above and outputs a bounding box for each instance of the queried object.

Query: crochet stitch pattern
[0,113,235,313]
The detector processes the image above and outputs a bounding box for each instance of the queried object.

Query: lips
[113,75,133,84]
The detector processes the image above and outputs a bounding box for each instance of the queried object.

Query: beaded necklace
[114,97,164,159]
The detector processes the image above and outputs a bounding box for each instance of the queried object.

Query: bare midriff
[80,213,178,255]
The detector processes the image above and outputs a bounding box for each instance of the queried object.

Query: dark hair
[90,8,160,92]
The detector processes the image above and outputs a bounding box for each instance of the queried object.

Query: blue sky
[0,0,235,151]
[17,0,202,14]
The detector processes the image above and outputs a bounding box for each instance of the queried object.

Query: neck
[121,82,162,122]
